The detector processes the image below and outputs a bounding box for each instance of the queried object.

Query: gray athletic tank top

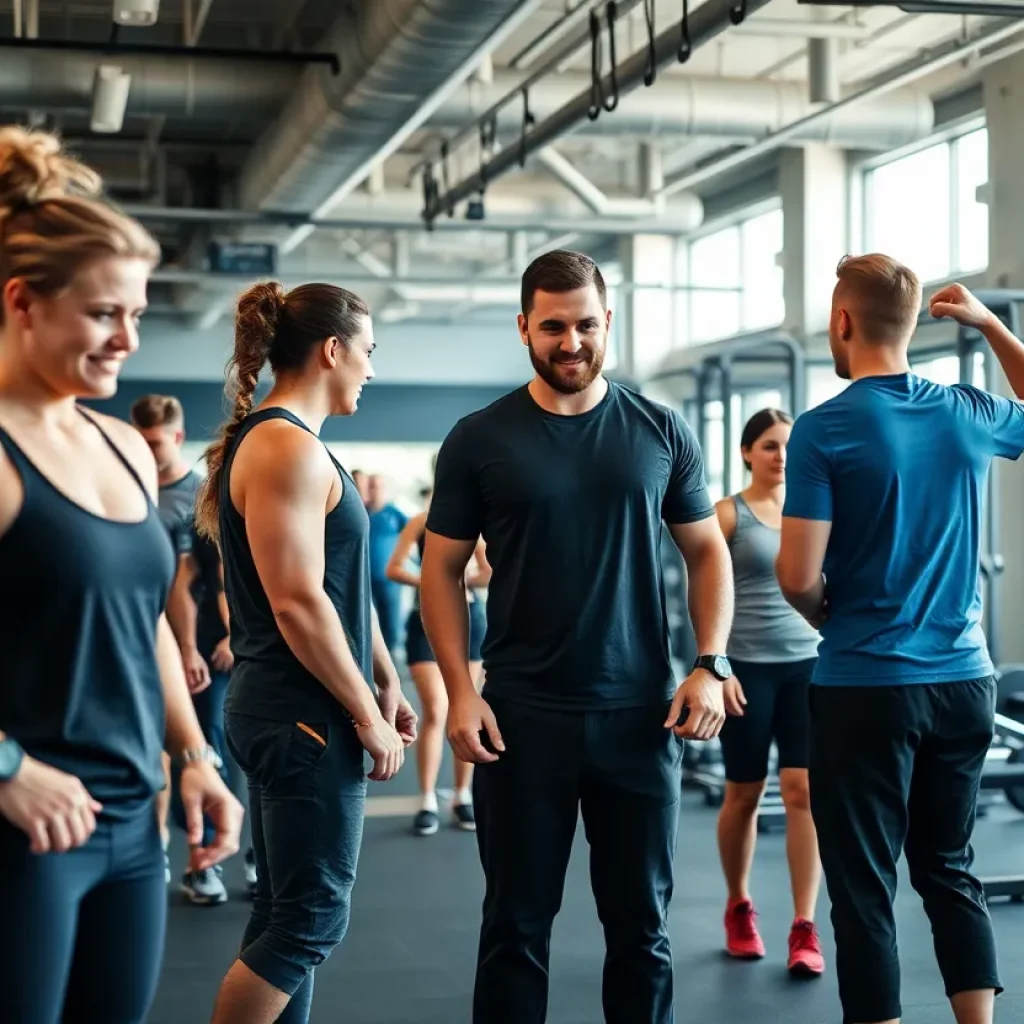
[726,494,820,663]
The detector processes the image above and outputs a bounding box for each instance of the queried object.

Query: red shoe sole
[726,948,766,960]
[788,960,824,977]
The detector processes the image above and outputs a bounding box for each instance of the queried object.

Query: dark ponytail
[195,282,282,540]
[195,280,370,541]
[740,407,793,470]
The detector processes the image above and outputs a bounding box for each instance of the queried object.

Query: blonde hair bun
[0,126,102,219]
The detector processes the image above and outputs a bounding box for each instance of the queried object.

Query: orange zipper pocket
[296,722,326,746]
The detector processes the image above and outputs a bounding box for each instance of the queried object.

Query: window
[674,205,784,347]
[864,127,988,283]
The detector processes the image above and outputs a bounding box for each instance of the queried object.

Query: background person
[387,484,490,836]
[367,473,407,655]
[715,408,823,976]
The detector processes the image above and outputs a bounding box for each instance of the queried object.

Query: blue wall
[91,380,517,442]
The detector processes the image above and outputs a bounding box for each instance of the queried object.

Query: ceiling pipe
[808,37,840,104]
[535,146,662,217]
[190,0,214,46]
[657,18,1024,199]
[424,0,776,224]
[13,0,23,38]
[121,199,704,236]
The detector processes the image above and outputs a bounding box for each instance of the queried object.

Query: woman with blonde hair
[197,281,417,1024]
[0,126,242,1023]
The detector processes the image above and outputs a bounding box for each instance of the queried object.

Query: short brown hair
[0,126,159,323]
[521,250,606,316]
[835,253,921,344]
[130,394,184,430]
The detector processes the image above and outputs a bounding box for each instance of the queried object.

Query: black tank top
[221,408,374,724]
[0,410,175,818]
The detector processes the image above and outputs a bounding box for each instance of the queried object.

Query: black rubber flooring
[152,785,1024,1024]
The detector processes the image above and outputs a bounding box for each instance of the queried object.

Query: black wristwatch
[0,738,25,782]
[692,654,732,681]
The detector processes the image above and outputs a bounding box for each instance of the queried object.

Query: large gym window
[674,206,784,347]
[863,127,988,283]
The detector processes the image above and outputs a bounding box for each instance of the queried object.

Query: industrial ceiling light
[90,65,132,134]
[112,0,160,26]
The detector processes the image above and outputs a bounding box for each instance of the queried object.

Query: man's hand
[665,669,726,740]
[0,756,104,854]
[447,693,504,765]
[210,637,234,673]
[181,647,211,694]
[929,283,997,331]
[179,760,244,872]
[723,676,746,717]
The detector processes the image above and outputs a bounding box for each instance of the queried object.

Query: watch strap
[177,744,223,770]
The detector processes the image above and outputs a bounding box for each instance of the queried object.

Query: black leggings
[0,801,166,1024]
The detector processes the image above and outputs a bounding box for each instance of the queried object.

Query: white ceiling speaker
[91,65,132,134]
[112,0,160,26]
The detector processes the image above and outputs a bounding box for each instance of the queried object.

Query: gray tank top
[726,494,820,664]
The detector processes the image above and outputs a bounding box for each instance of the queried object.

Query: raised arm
[931,284,1024,399]
[240,424,403,780]
[385,513,427,588]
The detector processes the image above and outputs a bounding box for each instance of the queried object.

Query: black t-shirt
[426,382,713,710]
[190,525,227,659]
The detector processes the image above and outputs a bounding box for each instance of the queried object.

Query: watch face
[0,740,22,781]
[714,656,732,679]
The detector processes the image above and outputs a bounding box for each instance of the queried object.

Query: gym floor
[152,742,1024,1024]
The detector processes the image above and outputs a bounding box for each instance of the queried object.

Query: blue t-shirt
[368,504,408,581]
[784,373,1024,687]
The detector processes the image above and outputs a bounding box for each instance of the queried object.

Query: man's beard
[527,334,605,395]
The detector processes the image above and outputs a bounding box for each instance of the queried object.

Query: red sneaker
[724,899,765,959]
[787,918,825,977]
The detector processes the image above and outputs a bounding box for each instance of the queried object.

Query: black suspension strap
[643,0,657,87]
[478,116,498,188]
[588,9,603,121]
[421,164,439,230]
[678,0,692,63]
[439,140,455,217]
[730,0,748,24]
[519,87,535,168]
[602,2,620,113]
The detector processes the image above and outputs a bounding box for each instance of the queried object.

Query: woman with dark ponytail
[0,125,243,1023]
[714,408,824,977]
[201,281,418,1024]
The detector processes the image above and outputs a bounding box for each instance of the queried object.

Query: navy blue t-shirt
[368,504,407,582]
[426,382,713,710]
[784,373,1024,686]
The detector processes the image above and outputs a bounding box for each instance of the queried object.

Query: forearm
[370,607,401,691]
[780,575,827,623]
[982,314,1024,399]
[386,566,421,588]
[158,616,207,756]
[274,592,381,724]
[686,543,734,655]
[421,570,475,702]
[167,582,199,653]
[217,591,230,636]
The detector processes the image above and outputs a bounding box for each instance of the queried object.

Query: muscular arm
[667,516,734,657]
[217,559,230,635]
[385,514,426,588]
[421,532,476,703]
[776,518,831,624]
[241,427,381,727]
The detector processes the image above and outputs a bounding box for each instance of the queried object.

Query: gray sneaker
[181,866,228,906]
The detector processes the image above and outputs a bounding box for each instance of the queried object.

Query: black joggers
[473,693,684,1024]
[810,676,1002,1024]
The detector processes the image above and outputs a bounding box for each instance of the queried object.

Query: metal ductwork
[0,50,296,123]
[436,71,936,150]
[237,0,547,217]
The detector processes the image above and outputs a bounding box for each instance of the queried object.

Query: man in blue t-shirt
[366,474,408,654]
[777,256,1024,1024]
[420,250,734,1024]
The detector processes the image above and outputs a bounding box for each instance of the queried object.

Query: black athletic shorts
[718,657,816,783]
[406,600,486,666]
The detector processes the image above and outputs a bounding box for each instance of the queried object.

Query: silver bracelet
[177,745,224,770]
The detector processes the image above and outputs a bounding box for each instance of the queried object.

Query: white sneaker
[181,866,228,906]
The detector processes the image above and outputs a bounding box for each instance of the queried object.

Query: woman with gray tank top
[715,409,825,977]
